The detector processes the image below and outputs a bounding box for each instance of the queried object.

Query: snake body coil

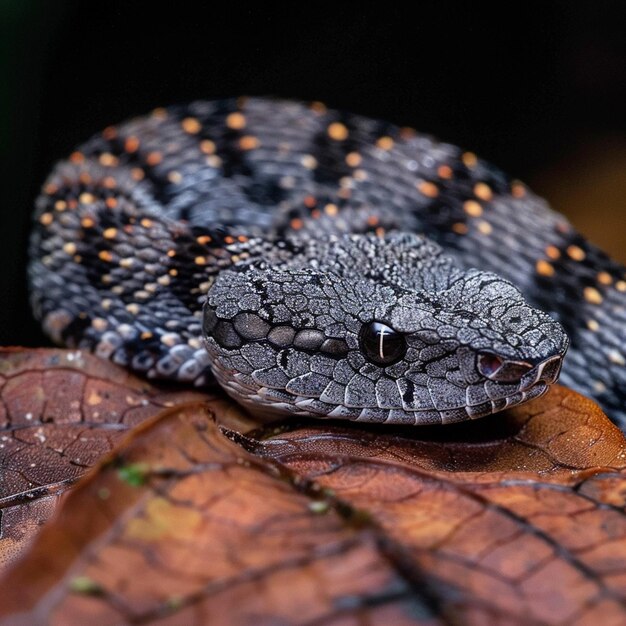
[29,98,626,426]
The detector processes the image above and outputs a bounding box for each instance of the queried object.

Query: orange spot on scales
[239,136,260,150]
[146,152,163,166]
[463,200,483,217]
[437,165,453,179]
[536,260,555,277]
[226,112,246,130]
[99,153,118,167]
[327,122,348,141]
[474,182,493,201]
[477,220,493,235]
[584,287,603,305]
[511,182,526,198]
[200,140,216,154]
[417,181,438,198]
[545,245,561,260]
[376,136,394,150]
[346,152,362,167]
[567,245,586,262]
[181,117,202,134]
[462,152,477,168]
[124,136,140,153]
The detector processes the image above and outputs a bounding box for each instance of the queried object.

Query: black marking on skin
[309,112,385,186]
[60,314,92,346]
[204,101,291,209]
[401,379,415,405]
[279,350,289,370]
[99,135,175,208]
[310,130,354,186]
[530,231,617,345]
[218,133,288,208]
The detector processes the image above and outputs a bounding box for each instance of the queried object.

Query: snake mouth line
[211,357,552,426]
[463,382,548,420]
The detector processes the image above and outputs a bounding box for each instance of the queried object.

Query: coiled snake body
[29,98,626,427]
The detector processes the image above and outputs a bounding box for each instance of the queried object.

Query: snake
[29,97,626,427]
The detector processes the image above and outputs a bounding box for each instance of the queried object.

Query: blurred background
[1,1,624,347]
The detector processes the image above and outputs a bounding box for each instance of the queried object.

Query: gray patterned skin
[29,97,625,426]
[204,233,567,424]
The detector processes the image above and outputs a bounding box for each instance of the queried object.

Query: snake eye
[359,321,407,366]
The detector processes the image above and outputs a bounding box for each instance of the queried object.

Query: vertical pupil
[359,321,407,365]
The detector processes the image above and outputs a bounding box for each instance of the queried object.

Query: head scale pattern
[204,233,569,425]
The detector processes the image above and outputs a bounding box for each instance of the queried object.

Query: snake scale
[29,98,626,427]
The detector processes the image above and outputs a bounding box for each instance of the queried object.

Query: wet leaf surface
[1,349,626,624]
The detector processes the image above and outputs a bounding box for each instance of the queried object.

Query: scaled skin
[204,233,568,425]
[29,97,625,425]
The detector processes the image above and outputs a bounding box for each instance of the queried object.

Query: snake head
[203,234,569,425]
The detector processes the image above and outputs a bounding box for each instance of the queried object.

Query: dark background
[1,1,625,347]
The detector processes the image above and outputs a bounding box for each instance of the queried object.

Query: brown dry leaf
[0,348,207,565]
[0,402,432,626]
[250,387,626,625]
[1,349,626,624]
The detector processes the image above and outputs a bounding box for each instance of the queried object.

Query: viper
[29,98,626,427]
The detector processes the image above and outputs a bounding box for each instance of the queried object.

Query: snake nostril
[478,352,535,382]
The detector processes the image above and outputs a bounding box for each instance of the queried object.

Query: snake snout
[478,351,564,389]
[520,354,564,391]
[477,352,534,383]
